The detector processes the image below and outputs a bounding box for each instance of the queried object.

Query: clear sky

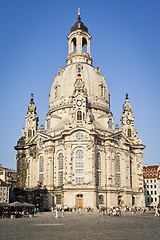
[0,0,160,170]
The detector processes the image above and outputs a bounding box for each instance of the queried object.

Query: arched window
[100,85,104,97]
[115,155,121,187]
[39,156,44,185]
[58,153,63,186]
[76,150,84,168]
[77,111,83,121]
[128,129,131,137]
[96,153,101,186]
[82,37,87,52]
[130,159,132,187]
[56,195,61,204]
[76,149,84,185]
[132,196,135,205]
[27,161,30,187]
[47,119,51,129]
[96,153,101,169]
[58,153,63,170]
[27,161,30,175]
[28,129,32,138]
[96,172,101,186]
[28,176,30,187]
[39,156,44,173]
[58,171,63,186]
[76,169,84,185]
[39,174,44,185]
[71,37,76,52]
[116,155,120,172]
[99,195,104,204]
[108,118,112,129]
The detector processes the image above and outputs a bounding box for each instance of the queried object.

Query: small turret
[121,93,135,138]
[27,93,36,113]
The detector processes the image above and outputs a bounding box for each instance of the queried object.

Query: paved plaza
[0,211,160,240]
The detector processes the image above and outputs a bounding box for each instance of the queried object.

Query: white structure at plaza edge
[15,10,145,209]
[143,165,160,208]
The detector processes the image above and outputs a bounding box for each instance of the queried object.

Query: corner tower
[121,93,135,138]
[25,93,39,139]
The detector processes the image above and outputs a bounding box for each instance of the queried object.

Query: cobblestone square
[0,211,160,240]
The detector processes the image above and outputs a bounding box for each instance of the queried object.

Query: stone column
[76,33,82,52]
[87,39,90,55]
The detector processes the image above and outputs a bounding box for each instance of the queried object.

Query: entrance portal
[76,194,83,209]
[118,195,122,206]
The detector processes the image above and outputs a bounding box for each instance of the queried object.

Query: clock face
[77,100,82,107]
[127,119,130,125]
[29,120,32,126]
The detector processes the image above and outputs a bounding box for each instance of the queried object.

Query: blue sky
[0,0,160,169]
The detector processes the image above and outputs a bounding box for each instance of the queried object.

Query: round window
[76,132,83,141]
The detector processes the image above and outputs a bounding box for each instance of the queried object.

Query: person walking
[55,207,59,218]
[62,208,64,218]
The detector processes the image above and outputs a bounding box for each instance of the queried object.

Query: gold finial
[78,8,80,17]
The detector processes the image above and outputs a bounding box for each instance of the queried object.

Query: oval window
[76,132,83,141]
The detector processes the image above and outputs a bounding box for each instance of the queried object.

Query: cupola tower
[66,8,92,65]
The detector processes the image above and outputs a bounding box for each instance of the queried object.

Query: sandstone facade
[15,12,145,209]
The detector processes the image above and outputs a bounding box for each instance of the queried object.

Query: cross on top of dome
[71,8,88,33]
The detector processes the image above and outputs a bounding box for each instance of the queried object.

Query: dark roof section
[71,16,88,33]
[0,179,8,186]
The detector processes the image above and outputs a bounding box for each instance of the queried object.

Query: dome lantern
[66,8,92,65]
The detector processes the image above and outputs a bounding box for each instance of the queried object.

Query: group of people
[0,207,35,218]
[54,207,64,218]
[51,205,160,219]
[97,207,121,216]
[123,206,146,215]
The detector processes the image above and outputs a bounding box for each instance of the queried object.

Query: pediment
[26,131,54,145]
[110,131,132,145]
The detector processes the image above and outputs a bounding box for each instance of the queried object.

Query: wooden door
[77,198,83,209]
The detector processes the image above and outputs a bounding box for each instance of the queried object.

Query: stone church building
[15,12,145,209]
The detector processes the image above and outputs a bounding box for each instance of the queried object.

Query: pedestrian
[78,207,81,215]
[158,208,160,217]
[34,207,37,214]
[97,209,99,215]
[62,208,64,218]
[142,207,146,214]
[55,207,59,218]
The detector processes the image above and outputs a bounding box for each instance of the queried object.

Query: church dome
[48,10,111,124]
[49,63,110,111]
